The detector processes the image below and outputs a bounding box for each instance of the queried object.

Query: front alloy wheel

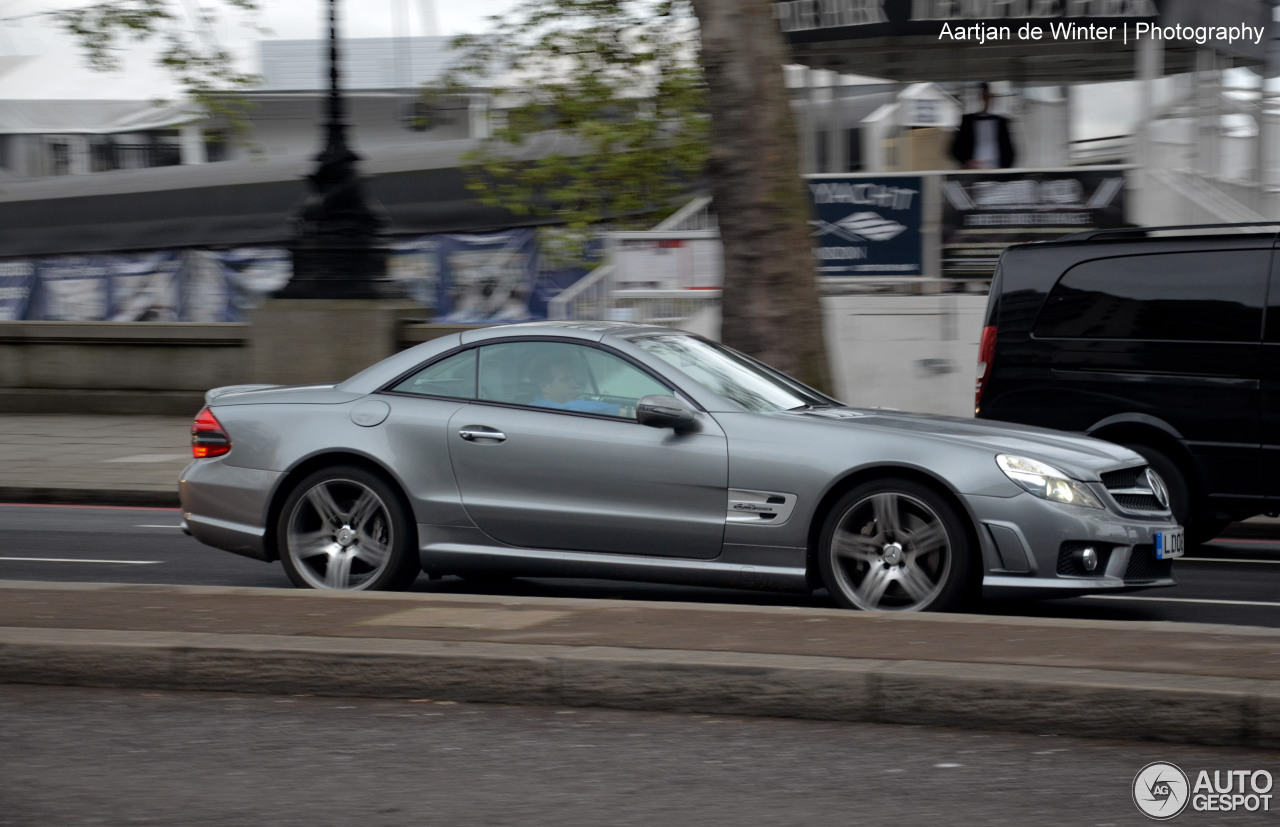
[819,480,973,612]
[278,466,418,591]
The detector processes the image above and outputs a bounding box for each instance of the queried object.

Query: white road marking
[101,453,189,463]
[1085,594,1280,609]
[0,557,162,565]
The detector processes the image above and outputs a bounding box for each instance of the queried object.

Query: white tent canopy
[0,99,201,134]
[0,51,194,135]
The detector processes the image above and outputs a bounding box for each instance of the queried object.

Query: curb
[1,626,1276,749]
[0,487,180,508]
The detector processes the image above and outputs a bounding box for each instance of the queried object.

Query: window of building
[47,140,70,176]
[204,129,230,163]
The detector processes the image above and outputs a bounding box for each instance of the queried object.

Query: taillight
[192,407,231,458]
[974,325,997,414]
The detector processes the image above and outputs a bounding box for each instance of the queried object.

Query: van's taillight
[975,325,998,413]
[192,407,231,458]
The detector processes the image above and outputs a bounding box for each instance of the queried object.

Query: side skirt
[419,527,810,593]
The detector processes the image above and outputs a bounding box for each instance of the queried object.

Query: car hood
[205,384,362,406]
[785,407,1141,480]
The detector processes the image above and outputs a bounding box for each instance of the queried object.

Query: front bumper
[966,491,1179,596]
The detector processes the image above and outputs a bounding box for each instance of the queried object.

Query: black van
[975,223,1280,543]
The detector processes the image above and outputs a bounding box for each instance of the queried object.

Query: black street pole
[279,0,397,299]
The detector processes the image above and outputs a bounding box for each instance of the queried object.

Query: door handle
[458,427,506,443]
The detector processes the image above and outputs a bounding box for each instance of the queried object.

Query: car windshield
[630,333,832,413]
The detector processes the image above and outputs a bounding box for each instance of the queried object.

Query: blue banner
[33,252,187,321]
[0,259,36,321]
[0,230,588,324]
[182,250,239,322]
[206,247,292,320]
[435,230,540,323]
[104,250,185,321]
[36,256,111,320]
[807,176,924,277]
[388,236,441,311]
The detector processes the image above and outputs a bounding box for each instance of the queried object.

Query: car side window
[478,340,669,419]
[1034,250,1268,342]
[579,347,670,401]
[389,349,476,399]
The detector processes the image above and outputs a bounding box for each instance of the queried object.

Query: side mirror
[636,395,699,432]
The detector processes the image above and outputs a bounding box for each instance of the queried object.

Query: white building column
[1134,35,1163,223]
[67,135,91,175]
[1263,86,1280,218]
[814,70,837,172]
[468,94,491,140]
[801,67,818,174]
[180,124,207,165]
[1196,47,1221,179]
[832,82,851,172]
[1259,46,1280,218]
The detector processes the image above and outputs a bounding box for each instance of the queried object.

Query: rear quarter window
[1032,250,1268,342]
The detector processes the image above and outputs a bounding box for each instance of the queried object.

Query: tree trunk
[689,0,832,393]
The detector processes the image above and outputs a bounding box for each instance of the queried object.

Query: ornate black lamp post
[279,0,397,299]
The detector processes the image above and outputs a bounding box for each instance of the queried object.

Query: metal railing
[653,196,715,231]
[547,263,615,320]
[609,288,721,326]
[548,196,720,324]
[90,143,182,173]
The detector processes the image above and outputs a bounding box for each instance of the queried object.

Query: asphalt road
[3,503,1280,627]
[2,683,1274,827]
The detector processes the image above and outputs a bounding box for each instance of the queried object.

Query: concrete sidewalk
[1,580,1278,748]
[0,414,190,506]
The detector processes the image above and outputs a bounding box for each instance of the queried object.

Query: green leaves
[51,0,262,145]
[53,1,176,72]
[441,0,708,238]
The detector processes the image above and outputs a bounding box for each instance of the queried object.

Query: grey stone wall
[0,298,986,417]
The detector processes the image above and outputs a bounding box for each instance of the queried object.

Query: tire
[1121,443,1219,544]
[277,465,419,591]
[818,479,975,612]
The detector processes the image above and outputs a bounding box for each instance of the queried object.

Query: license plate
[1155,529,1185,560]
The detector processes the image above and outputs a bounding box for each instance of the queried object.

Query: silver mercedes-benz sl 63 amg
[180,321,1183,611]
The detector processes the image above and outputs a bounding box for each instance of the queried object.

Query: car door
[447,339,729,559]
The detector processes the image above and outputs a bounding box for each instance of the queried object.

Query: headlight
[996,455,1103,509]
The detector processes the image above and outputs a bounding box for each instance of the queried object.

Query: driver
[528,357,623,416]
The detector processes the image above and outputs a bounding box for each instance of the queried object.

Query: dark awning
[0,167,543,258]
[779,0,1274,83]
[0,139,568,258]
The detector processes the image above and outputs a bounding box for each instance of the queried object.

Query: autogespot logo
[1133,762,1190,820]
[1133,763,1276,818]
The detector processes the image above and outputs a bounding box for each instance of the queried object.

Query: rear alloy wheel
[819,480,973,612]
[278,466,418,591]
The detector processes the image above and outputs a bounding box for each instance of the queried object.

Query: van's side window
[1033,251,1268,342]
